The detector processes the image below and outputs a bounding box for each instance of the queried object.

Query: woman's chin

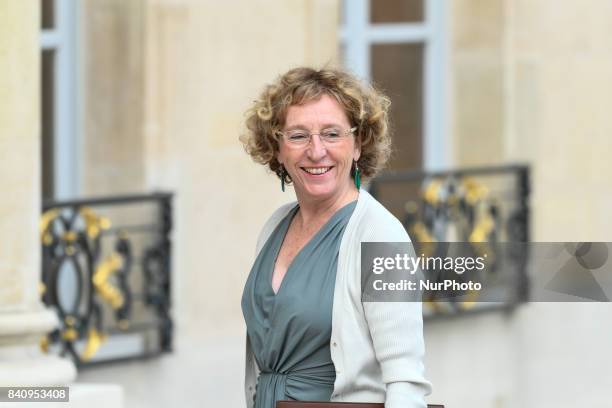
[297,182,346,202]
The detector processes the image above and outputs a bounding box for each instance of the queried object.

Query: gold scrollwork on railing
[40,206,112,244]
[404,177,500,314]
[80,207,111,239]
[39,205,131,362]
[40,208,60,246]
[40,193,174,365]
[81,327,107,362]
[93,253,125,310]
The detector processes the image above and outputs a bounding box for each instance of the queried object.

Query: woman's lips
[301,166,334,176]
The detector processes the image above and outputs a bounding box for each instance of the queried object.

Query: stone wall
[81,0,341,334]
[0,0,41,312]
[76,1,612,406]
[426,2,612,407]
[0,0,76,389]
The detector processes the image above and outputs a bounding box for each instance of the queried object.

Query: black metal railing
[369,164,530,318]
[40,192,173,367]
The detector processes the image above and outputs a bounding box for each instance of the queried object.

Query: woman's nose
[306,134,327,160]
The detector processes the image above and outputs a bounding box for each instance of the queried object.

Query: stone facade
[81,0,341,334]
[0,0,76,390]
[429,1,612,407]
[2,0,612,407]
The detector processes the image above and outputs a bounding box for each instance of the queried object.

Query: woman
[240,67,431,408]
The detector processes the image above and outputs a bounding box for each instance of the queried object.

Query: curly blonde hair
[241,67,391,185]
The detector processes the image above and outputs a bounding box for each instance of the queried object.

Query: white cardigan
[244,189,432,408]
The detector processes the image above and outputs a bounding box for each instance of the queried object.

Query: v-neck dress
[241,201,357,408]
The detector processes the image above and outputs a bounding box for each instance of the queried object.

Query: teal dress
[241,201,357,408]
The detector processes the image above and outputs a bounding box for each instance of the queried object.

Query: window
[40,0,79,201]
[340,0,449,172]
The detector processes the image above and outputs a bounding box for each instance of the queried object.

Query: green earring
[354,161,361,190]
[281,166,286,192]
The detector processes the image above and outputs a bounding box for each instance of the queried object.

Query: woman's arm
[363,300,431,408]
[360,212,432,408]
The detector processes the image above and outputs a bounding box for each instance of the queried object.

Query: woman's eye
[288,133,308,141]
[323,130,341,138]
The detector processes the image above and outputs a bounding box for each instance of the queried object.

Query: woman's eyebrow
[283,124,309,131]
[283,123,345,131]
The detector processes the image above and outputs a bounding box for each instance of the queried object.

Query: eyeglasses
[276,127,357,148]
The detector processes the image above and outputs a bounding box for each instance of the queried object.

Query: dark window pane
[370,0,424,23]
[371,42,423,171]
[371,42,423,219]
[42,50,55,201]
[41,0,55,29]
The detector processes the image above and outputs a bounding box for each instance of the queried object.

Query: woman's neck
[294,186,359,229]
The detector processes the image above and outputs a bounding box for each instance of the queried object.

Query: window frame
[340,0,450,170]
[40,0,80,200]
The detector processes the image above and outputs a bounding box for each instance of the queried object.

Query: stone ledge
[0,354,76,387]
[0,308,58,340]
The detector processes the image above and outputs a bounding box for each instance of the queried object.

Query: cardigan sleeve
[361,217,432,408]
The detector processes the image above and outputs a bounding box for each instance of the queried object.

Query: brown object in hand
[277,402,444,408]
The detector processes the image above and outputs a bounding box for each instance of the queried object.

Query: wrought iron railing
[40,192,173,367]
[368,164,530,317]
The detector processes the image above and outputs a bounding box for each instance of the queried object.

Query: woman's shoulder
[355,189,411,243]
[266,201,297,224]
[255,201,297,253]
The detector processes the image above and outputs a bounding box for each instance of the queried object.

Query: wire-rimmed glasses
[276,126,357,148]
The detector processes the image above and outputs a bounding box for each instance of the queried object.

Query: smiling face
[277,94,360,204]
